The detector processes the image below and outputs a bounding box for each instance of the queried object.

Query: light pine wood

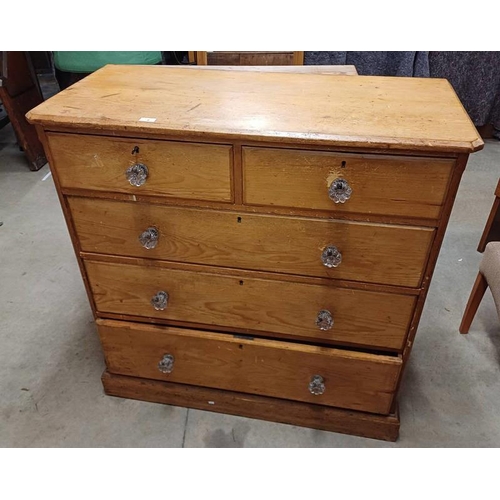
[195,51,208,65]
[243,147,455,220]
[97,319,401,414]
[293,51,305,65]
[392,154,470,409]
[80,253,421,297]
[233,143,244,205]
[102,371,400,441]
[180,64,357,75]
[62,185,440,228]
[46,133,233,202]
[86,260,415,350]
[459,272,489,334]
[34,126,98,318]
[30,65,483,440]
[70,197,434,287]
[26,65,483,154]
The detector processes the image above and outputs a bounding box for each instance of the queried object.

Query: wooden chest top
[27,64,482,154]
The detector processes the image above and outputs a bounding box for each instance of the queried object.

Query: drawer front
[47,133,233,202]
[86,260,416,350]
[97,319,402,414]
[71,197,433,288]
[243,147,454,219]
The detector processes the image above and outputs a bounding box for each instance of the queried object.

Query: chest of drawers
[27,66,483,441]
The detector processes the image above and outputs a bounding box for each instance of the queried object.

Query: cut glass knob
[151,291,169,311]
[158,354,175,374]
[328,178,352,204]
[309,375,325,395]
[321,245,342,268]
[126,163,149,187]
[316,310,334,331]
[139,227,159,249]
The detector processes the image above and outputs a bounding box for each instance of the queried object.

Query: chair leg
[459,272,489,334]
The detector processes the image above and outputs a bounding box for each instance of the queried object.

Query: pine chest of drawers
[27,65,483,441]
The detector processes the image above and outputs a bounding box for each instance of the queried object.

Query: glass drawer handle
[139,227,159,249]
[328,178,352,204]
[126,163,149,187]
[321,245,342,268]
[158,354,174,374]
[316,310,334,331]
[309,375,325,395]
[151,291,168,311]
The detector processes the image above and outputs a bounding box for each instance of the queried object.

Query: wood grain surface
[26,65,483,153]
[102,370,400,441]
[205,51,295,66]
[46,133,233,202]
[243,147,454,220]
[97,319,401,414]
[86,260,415,350]
[70,197,433,287]
[178,64,358,75]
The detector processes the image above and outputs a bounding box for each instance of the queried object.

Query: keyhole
[237,217,242,223]
[132,146,140,155]
[341,161,346,168]
[239,280,244,285]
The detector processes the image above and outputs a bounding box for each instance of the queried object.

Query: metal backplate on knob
[151,291,169,311]
[309,375,325,395]
[126,163,149,187]
[316,310,334,331]
[321,245,342,268]
[328,178,352,204]
[139,227,159,249]
[158,354,175,374]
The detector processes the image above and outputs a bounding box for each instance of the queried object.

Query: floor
[1,123,499,448]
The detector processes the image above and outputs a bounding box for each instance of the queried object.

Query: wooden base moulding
[102,371,400,442]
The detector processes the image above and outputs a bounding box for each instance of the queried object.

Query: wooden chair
[477,179,500,252]
[460,242,500,334]
[460,180,500,333]
[460,179,500,333]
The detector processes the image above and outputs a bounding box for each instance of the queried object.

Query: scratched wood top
[178,64,358,75]
[27,64,483,153]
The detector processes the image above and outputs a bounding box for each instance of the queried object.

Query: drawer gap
[98,312,401,358]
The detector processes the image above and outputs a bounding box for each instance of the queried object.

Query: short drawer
[47,133,233,202]
[243,147,454,220]
[71,198,433,288]
[97,319,402,414]
[87,260,416,350]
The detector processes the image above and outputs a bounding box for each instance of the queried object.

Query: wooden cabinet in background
[0,51,46,170]
[189,51,304,66]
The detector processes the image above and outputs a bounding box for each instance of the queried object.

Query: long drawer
[71,197,433,288]
[47,133,233,202]
[97,319,402,414]
[243,147,454,220]
[86,260,416,350]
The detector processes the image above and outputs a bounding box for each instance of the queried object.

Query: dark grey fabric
[304,51,430,77]
[429,51,500,131]
[304,51,500,129]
